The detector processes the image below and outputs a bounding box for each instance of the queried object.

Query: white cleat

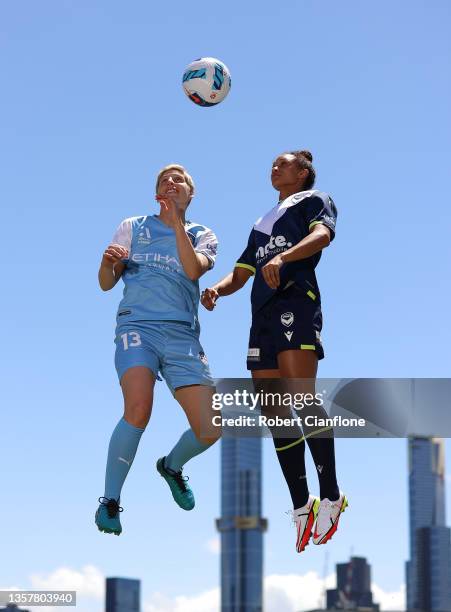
[313,492,348,545]
[291,495,320,553]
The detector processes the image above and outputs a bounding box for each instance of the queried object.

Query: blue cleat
[95,497,123,535]
[156,457,195,511]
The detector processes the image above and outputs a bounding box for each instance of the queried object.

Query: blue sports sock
[165,428,213,472]
[104,417,145,501]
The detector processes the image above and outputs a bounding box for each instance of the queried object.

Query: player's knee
[205,434,221,446]
[194,429,221,446]
[124,399,152,428]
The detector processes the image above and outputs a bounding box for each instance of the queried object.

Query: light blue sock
[104,417,145,501]
[165,428,213,472]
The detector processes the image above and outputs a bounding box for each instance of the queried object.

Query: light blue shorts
[114,321,214,392]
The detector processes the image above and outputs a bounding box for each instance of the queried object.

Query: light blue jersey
[112,215,218,327]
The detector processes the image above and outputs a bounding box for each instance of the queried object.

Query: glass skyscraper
[105,577,140,612]
[406,437,451,611]
[217,437,267,612]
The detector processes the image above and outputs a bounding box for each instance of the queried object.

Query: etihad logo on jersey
[255,235,292,261]
[132,252,181,267]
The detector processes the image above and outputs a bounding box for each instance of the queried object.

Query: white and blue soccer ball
[182,57,231,107]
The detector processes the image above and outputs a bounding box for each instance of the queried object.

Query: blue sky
[1,0,451,610]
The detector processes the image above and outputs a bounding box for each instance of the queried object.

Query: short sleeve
[235,230,256,275]
[111,218,133,251]
[301,193,337,241]
[194,228,218,269]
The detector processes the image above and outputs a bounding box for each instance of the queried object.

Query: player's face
[157,170,192,208]
[271,154,305,191]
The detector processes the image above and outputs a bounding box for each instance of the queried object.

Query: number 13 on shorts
[120,331,142,350]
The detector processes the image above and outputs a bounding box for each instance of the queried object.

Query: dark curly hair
[286,150,316,190]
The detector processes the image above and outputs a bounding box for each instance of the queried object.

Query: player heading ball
[95,164,220,536]
[202,150,348,552]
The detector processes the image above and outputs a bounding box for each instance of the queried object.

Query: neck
[278,184,305,201]
[157,206,186,226]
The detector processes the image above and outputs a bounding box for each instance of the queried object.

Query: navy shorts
[246,284,324,370]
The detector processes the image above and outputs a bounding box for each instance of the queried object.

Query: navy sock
[273,435,310,509]
[165,428,213,472]
[305,435,339,501]
[104,417,145,501]
[254,379,310,509]
[301,401,340,501]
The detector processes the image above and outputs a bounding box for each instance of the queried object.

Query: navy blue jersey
[235,190,337,314]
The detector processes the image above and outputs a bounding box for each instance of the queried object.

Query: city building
[406,437,451,611]
[216,437,267,612]
[325,556,379,611]
[105,577,140,612]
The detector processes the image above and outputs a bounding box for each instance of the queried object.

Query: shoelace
[165,466,190,493]
[172,471,190,493]
[98,497,123,518]
[286,509,294,525]
[317,499,336,530]
[318,498,333,512]
[286,508,307,526]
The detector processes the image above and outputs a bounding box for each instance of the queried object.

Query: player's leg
[248,307,312,513]
[277,346,347,545]
[269,284,346,547]
[252,368,310,506]
[252,368,318,552]
[174,383,221,448]
[96,367,155,534]
[156,385,220,511]
[156,323,219,510]
[96,324,159,535]
[276,349,340,493]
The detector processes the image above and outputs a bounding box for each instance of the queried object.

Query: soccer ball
[182,57,231,107]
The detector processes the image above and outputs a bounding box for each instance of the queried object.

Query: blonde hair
[155,164,195,196]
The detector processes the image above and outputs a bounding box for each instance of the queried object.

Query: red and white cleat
[291,495,320,553]
[313,492,348,545]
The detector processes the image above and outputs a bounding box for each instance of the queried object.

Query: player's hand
[261,254,284,289]
[102,244,129,269]
[201,287,219,311]
[156,195,182,227]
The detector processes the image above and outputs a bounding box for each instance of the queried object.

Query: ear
[297,168,309,187]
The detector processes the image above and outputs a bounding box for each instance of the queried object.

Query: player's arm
[201,266,253,310]
[201,227,256,310]
[98,218,132,291]
[157,196,215,280]
[282,223,331,261]
[261,226,331,290]
[98,244,129,291]
[262,193,337,289]
[216,266,254,296]
[173,221,212,280]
